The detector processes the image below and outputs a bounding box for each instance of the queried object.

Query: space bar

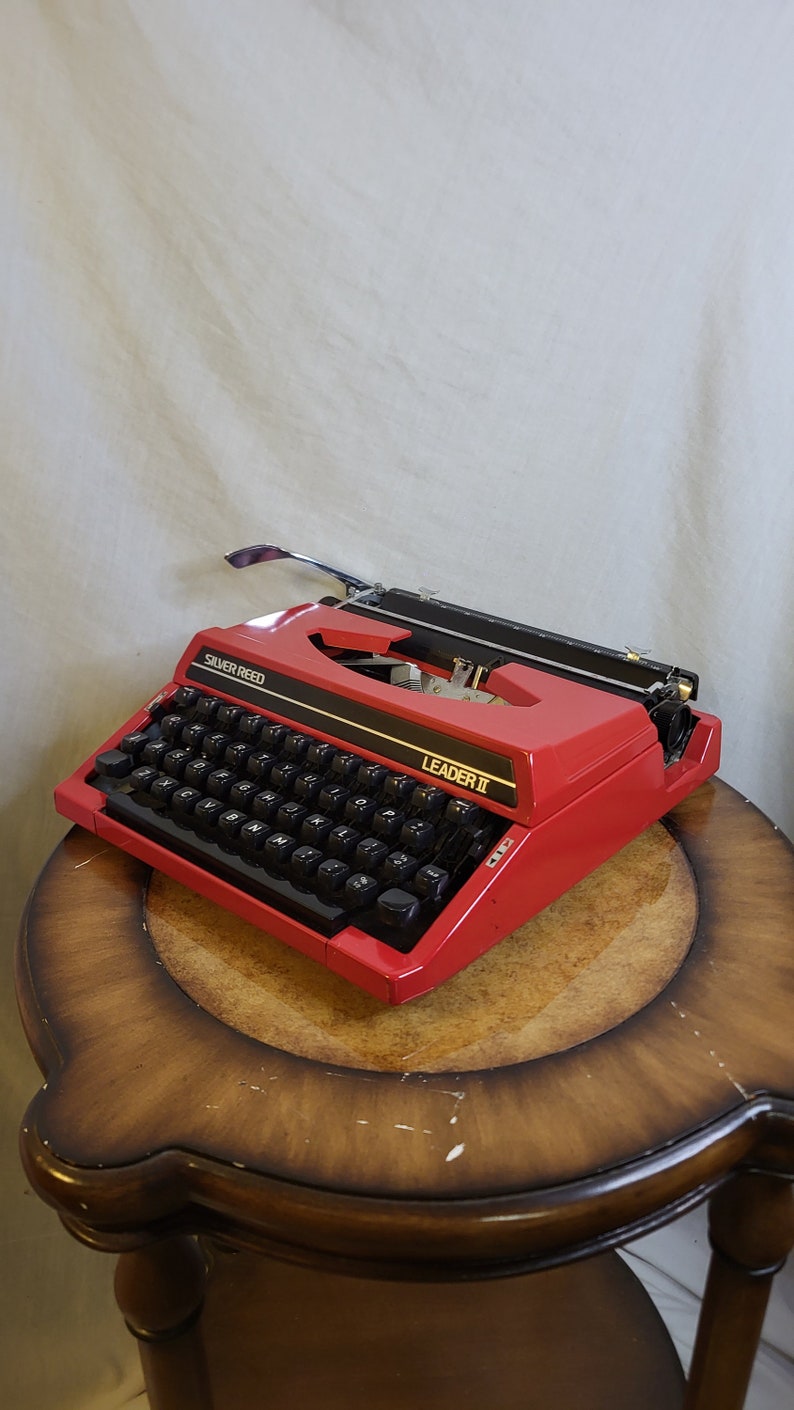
[105,791,348,937]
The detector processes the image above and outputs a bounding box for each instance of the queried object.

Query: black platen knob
[649,698,693,755]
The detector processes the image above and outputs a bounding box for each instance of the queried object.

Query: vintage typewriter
[55,545,721,1003]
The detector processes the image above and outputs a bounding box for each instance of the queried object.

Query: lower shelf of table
[193,1243,685,1410]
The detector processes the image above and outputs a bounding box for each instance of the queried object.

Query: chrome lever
[224,543,376,598]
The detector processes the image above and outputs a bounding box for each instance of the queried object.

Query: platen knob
[649,698,693,755]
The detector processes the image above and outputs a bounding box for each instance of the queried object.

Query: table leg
[114,1234,213,1410]
[684,1172,794,1410]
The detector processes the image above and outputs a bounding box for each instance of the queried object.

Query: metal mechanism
[225,545,701,758]
[225,543,379,601]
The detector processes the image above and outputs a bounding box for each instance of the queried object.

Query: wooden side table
[16,780,794,1410]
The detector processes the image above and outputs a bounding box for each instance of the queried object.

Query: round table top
[16,780,794,1274]
[147,817,697,1072]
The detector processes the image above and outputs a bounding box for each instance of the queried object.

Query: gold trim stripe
[195,661,514,789]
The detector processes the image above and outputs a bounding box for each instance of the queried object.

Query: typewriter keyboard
[90,686,509,953]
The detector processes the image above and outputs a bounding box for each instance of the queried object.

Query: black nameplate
[186,647,516,806]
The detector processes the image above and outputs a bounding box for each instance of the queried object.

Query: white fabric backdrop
[1,3,792,1406]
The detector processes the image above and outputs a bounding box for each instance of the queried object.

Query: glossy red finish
[54,602,721,1002]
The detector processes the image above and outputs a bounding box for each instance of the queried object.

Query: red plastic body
[54,603,721,1003]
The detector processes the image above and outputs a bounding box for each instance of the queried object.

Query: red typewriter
[55,545,721,1003]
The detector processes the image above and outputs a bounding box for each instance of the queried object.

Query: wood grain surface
[16,780,794,1276]
[147,819,696,1070]
[195,1242,685,1410]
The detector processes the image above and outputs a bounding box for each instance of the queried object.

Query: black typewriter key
[217,703,243,730]
[372,806,405,839]
[150,775,182,805]
[271,761,303,792]
[162,748,191,779]
[104,791,347,937]
[94,749,134,779]
[318,783,350,817]
[173,686,199,710]
[201,731,229,760]
[224,741,256,771]
[331,752,362,781]
[120,730,150,759]
[130,765,160,791]
[344,794,378,827]
[217,809,247,840]
[344,872,379,908]
[301,812,335,847]
[264,831,298,867]
[354,837,389,872]
[412,784,447,817]
[276,801,308,833]
[357,762,389,792]
[294,772,324,803]
[317,858,350,893]
[229,780,260,810]
[307,740,336,768]
[252,789,281,820]
[414,863,449,901]
[445,798,482,827]
[194,797,226,828]
[184,758,215,790]
[142,739,171,768]
[285,731,311,758]
[240,819,271,852]
[260,721,288,748]
[171,786,202,816]
[207,768,236,800]
[237,713,263,741]
[327,824,361,858]
[195,695,223,721]
[384,774,415,803]
[466,822,500,863]
[160,713,184,742]
[180,722,210,750]
[290,845,323,880]
[400,818,435,853]
[382,851,418,885]
[247,750,277,781]
[377,888,421,928]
